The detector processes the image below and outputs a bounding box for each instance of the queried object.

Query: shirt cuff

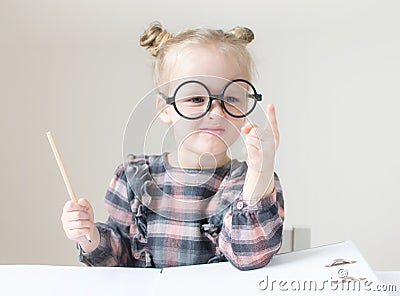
[234,187,277,212]
[77,224,109,263]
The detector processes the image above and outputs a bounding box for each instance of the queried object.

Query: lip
[199,126,225,135]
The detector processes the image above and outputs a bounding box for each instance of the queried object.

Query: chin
[193,144,228,157]
[178,134,232,157]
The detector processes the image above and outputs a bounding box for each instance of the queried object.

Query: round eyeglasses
[158,78,262,120]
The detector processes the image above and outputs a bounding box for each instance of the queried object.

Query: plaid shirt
[78,152,284,271]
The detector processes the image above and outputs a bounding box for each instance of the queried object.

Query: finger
[62,210,91,222]
[77,198,92,210]
[241,123,252,134]
[241,122,257,135]
[245,142,260,155]
[266,104,278,128]
[77,198,94,218]
[63,200,86,212]
[245,137,263,151]
[64,220,94,231]
[264,104,274,130]
[266,104,280,149]
[246,137,273,153]
[248,126,267,141]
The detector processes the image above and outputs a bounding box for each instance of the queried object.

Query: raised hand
[241,103,279,174]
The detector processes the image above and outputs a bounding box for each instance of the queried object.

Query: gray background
[1,0,399,270]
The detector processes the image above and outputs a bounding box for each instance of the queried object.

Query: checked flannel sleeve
[78,163,135,266]
[218,172,285,271]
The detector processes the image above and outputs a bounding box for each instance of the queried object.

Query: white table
[0,241,396,296]
[374,271,400,296]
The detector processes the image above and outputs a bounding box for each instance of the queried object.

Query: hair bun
[226,26,254,44]
[140,21,173,57]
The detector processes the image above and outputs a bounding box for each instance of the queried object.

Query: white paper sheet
[0,265,162,295]
[0,241,393,296]
[158,240,390,295]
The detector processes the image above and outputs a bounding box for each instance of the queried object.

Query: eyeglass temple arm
[251,93,262,101]
[157,91,176,105]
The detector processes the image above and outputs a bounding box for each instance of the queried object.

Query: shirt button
[236,201,244,210]
[142,194,152,206]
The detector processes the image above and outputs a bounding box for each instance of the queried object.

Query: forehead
[161,45,249,92]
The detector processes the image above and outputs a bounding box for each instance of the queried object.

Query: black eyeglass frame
[158,78,262,120]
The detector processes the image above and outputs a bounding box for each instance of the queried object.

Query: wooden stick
[46,131,92,243]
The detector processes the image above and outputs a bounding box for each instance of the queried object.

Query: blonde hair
[140,21,256,87]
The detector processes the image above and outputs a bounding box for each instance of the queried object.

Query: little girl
[61,21,285,271]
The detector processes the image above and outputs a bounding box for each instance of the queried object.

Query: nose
[207,98,225,116]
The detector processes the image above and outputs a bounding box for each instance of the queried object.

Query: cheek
[219,118,244,146]
[227,118,245,134]
[171,118,199,139]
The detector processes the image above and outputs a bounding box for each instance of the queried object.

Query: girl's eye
[225,96,238,103]
[188,97,205,103]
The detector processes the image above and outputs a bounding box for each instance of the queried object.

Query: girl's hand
[61,198,97,244]
[241,103,280,174]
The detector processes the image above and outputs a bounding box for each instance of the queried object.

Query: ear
[156,97,173,125]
